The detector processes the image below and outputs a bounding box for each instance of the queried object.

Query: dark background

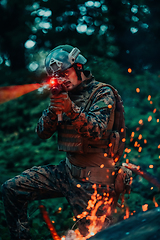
[0,0,160,239]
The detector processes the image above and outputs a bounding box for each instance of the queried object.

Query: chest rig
[57,81,125,161]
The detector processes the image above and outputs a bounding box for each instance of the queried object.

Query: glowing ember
[148,116,152,122]
[108,104,112,108]
[148,95,151,101]
[138,147,142,152]
[139,119,143,125]
[126,159,129,164]
[136,88,140,93]
[114,157,119,163]
[128,68,132,73]
[153,197,158,207]
[138,134,142,140]
[125,148,131,153]
[104,153,107,157]
[153,108,157,113]
[77,184,81,188]
[123,207,130,219]
[149,165,154,168]
[142,204,148,212]
[100,164,104,168]
[144,139,147,144]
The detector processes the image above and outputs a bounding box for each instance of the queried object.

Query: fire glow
[62,184,114,240]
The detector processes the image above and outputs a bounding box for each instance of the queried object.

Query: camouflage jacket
[36,76,115,155]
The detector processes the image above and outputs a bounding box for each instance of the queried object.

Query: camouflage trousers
[1,160,118,240]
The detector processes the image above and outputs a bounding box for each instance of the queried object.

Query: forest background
[0,0,160,239]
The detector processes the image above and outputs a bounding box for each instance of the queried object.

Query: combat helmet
[45,45,87,79]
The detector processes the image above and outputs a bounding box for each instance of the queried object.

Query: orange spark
[125,148,131,153]
[134,141,138,147]
[158,145,160,149]
[136,127,140,131]
[139,119,143,125]
[77,184,81,188]
[149,165,153,168]
[138,147,142,152]
[153,197,158,207]
[122,138,126,142]
[144,139,147,144]
[108,104,112,109]
[142,204,148,212]
[138,134,142,140]
[100,164,104,168]
[136,88,140,93]
[148,116,152,122]
[114,157,119,163]
[121,128,124,132]
[104,153,107,157]
[153,108,157,113]
[128,68,132,73]
[157,119,159,123]
[148,95,151,101]
[124,207,130,219]
[131,132,135,137]
[150,101,153,104]
[126,159,129,164]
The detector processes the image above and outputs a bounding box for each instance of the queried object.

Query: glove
[114,166,132,194]
[49,91,72,115]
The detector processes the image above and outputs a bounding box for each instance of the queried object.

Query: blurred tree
[1,0,160,78]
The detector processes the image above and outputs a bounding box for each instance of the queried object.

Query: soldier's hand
[49,92,72,115]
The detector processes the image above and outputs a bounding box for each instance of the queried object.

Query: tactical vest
[58,83,126,161]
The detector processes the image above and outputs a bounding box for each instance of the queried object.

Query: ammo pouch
[114,166,132,194]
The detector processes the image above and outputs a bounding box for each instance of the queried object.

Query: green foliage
[0,63,160,239]
[0,0,160,238]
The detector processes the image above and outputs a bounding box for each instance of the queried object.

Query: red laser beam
[0,83,41,104]
[0,78,60,104]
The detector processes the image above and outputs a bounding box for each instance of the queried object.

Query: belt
[66,158,116,185]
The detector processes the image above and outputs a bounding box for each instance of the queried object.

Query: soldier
[2,45,130,240]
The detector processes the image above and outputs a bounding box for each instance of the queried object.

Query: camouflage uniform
[2,76,119,239]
